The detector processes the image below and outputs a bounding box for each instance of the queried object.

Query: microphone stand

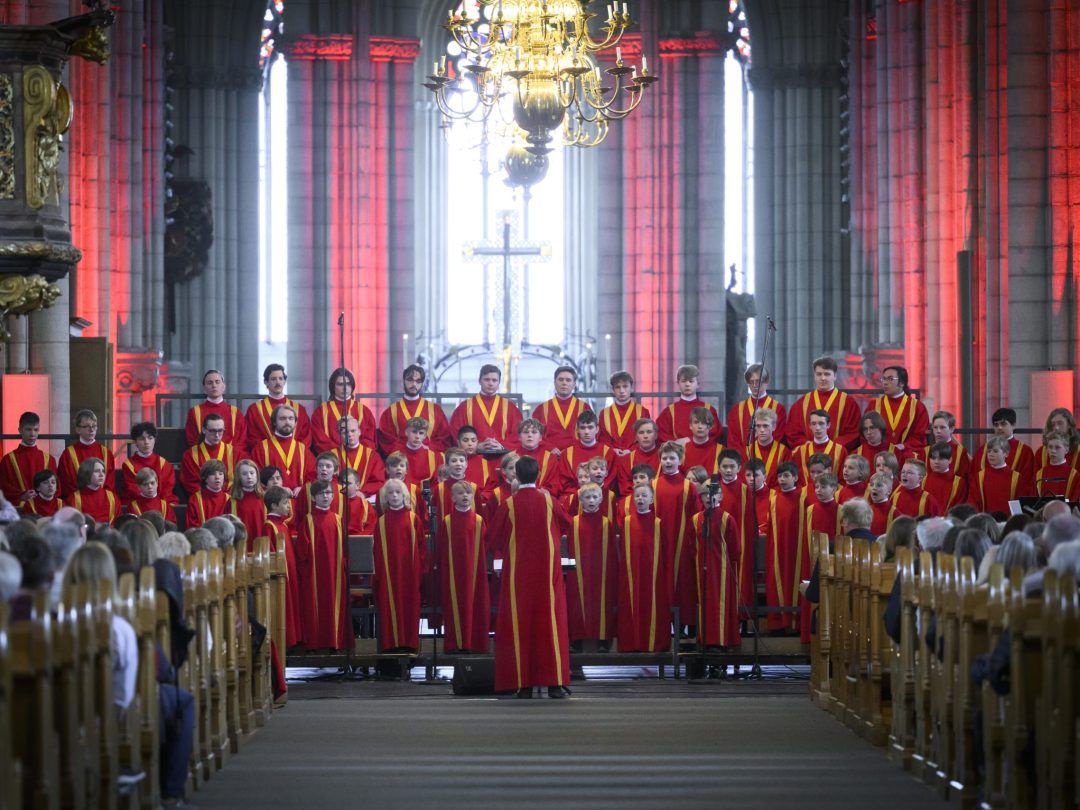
[743,316,776,681]
[694,477,720,676]
[336,312,355,680]
[420,478,447,682]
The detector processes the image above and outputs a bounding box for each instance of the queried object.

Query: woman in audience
[201,516,235,549]
[62,541,137,710]
[223,513,247,550]
[978,531,1039,584]
[0,551,22,602]
[882,515,917,562]
[122,519,161,571]
[157,531,192,561]
[1048,539,1080,581]
[999,513,1032,539]
[966,512,1001,544]
[954,528,992,570]
[184,527,216,553]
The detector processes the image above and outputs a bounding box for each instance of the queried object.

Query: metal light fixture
[424,1,656,154]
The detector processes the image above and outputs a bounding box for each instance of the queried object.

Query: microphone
[337,312,345,327]
[421,478,433,503]
[708,473,721,496]
[766,316,777,332]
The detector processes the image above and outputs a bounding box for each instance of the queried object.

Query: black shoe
[547,685,570,698]
[515,688,533,699]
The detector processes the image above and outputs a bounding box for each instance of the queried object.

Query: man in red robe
[532,365,592,452]
[180,414,236,496]
[725,363,787,459]
[785,356,862,449]
[657,364,722,443]
[792,409,848,482]
[57,409,115,498]
[557,411,615,493]
[922,410,972,480]
[866,366,930,456]
[766,462,806,632]
[743,407,792,487]
[245,363,312,452]
[377,364,453,454]
[654,442,702,633]
[513,419,562,494]
[971,407,1036,484]
[311,367,377,453]
[617,485,671,652]
[449,364,523,452]
[598,370,650,453]
[693,489,741,647]
[924,443,969,512]
[888,459,941,521]
[435,482,490,653]
[487,456,572,697]
[120,422,178,504]
[183,369,245,448]
[616,418,662,494]
[299,480,351,650]
[332,416,385,497]
[0,411,56,505]
[251,405,316,497]
[565,483,617,646]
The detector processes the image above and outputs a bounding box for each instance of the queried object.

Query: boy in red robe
[432,447,477,518]
[800,472,841,641]
[435,482,490,653]
[766,462,806,632]
[487,456,573,697]
[971,407,1036,483]
[333,415,384,497]
[372,479,427,652]
[343,469,377,535]
[377,364,452,454]
[725,363,786,459]
[121,422,178,505]
[738,458,773,617]
[398,417,439,486]
[70,457,120,524]
[229,459,267,543]
[923,410,972,480]
[617,484,671,653]
[565,483,617,648]
[448,364,523,452]
[853,410,900,469]
[654,441,702,635]
[183,369,246,448]
[657,364,722,443]
[311,367,377,453]
[299,480,350,650]
[616,418,662,494]
[617,463,655,518]
[924,442,969,512]
[586,457,618,522]
[560,461,592,516]
[245,363,312,452]
[837,455,870,503]
[187,459,231,528]
[532,365,591,451]
[786,356,862,449]
[682,407,724,474]
[717,451,744,519]
[482,452,518,522]
[557,411,615,493]
[888,459,940,521]
[456,426,495,495]
[261,487,301,646]
[867,472,893,535]
[1,411,56,505]
[57,409,115,498]
[180,414,236,496]
[514,419,561,494]
[1033,431,1080,498]
[793,409,848,481]
[126,467,178,523]
[743,407,792,487]
[598,370,650,452]
[971,435,1032,514]
[693,489,741,648]
[23,468,62,518]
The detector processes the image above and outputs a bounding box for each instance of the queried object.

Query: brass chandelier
[424,1,657,155]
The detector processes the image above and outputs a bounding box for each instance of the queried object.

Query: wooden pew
[846,539,871,735]
[910,550,936,781]
[234,545,256,735]
[980,564,1011,810]
[92,579,119,810]
[71,582,102,810]
[221,547,242,752]
[54,587,87,810]
[178,553,204,790]
[1039,571,1078,810]
[930,553,959,796]
[135,568,161,810]
[950,555,984,808]
[0,600,19,810]
[888,546,916,768]
[205,548,229,768]
[828,536,852,720]
[11,591,59,810]
[809,531,832,704]
[862,545,895,746]
[111,575,144,810]
[267,540,288,706]
[249,537,273,725]
[1005,566,1043,809]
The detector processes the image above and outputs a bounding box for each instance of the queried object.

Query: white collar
[78,437,96,446]
[519,483,537,489]
[680,394,698,402]
[206,396,224,404]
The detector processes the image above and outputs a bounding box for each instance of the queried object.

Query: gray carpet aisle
[193,678,940,809]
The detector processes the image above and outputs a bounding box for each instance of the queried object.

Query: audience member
[158,532,192,561]
[0,551,22,602]
[185,528,216,553]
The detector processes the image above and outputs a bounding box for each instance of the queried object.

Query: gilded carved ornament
[0,273,61,340]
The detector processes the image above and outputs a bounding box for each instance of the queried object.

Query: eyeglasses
[204,427,226,436]
[881,376,900,383]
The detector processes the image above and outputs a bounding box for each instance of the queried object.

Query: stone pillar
[114,347,162,428]
[29,275,68,454]
[747,0,847,389]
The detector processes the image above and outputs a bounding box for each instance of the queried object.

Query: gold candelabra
[424,1,657,155]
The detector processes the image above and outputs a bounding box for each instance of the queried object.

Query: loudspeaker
[452,656,496,695]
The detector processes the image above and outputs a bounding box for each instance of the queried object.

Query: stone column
[747,0,847,390]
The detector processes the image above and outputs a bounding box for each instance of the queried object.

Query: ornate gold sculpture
[70,24,110,65]
[0,273,61,340]
[0,240,82,264]
[0,75,13,199]
[22,66,71,209]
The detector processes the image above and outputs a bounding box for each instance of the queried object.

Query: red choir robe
[251,435,316,493]
[331,443,384,498]
[1034,444,1077,476]
[245,396,312,451]
[557,441,616,494]
[692,508,741,647]
[888,486,941,521]
[372,507,427,651]
[802,498,840,641]
[598,400,650,451]
[344,496,376,535]
[184,400,245,448]
[565,510,617,642]
[682,438,724,475]
[654,472,702,623]
[263,514,301,646]
[657,398,722,443]
[487,487,571,691]
[615,444,661,494]
[924,469,968,513]
[869,499,891,535]
[853,440,900,470]
[482,479,513,523]
[125,495,177,523]
[1034,460,1080,499]
[737,483,772,613]
[725,395,787,460]
[617,509,671,652]
[431,478,478,521]
[230,490,267,544]
[532,395,591,451]
[57,441,115,498]
[767,487,808,632]
[514,445,561,494]
[378,396,453,455]
[719,478,745,522]
[565,488,618,525]
[120,452,178,504]
[743,440,792,487]
[435,508,490,652]
[294,482,341,525]
[866,393,931,454]
[0,443,56,503]
[786,389,862,449]
[179,442,235,496]
[793,439,848,483]
[374,482,429,527]
[23,495,62,518]
[971,437,1036,484]
[920,439,972,481]
[298,507,350,650]
[449,393,523,447]
[464,454,495,495]
[186,487,231,528]
[71,486,120,524]
[311,398,377,453]
[399,444,439,486]
[838,480,869,503]
[971,465,1030,514]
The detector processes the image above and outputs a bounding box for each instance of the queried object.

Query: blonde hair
[379,478,412,508]
[230,458,264,499]
[62,541,117,590]
[578,482,602,496]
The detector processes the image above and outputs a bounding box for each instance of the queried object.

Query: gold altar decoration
[425,0,656,155]
[23,65,71,209]
[0,272,61,339]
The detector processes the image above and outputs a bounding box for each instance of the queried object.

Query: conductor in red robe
[487,456,572,698]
